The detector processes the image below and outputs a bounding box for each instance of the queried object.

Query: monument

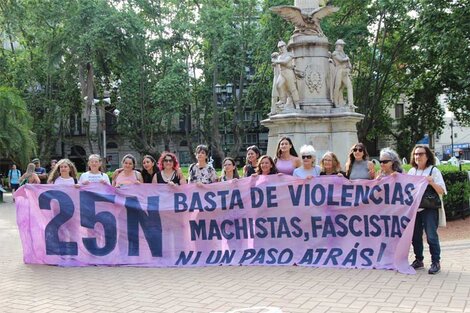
[262,0,364,161]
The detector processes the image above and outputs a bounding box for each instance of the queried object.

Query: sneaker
[411,259,424,269]
[428,262,441,274]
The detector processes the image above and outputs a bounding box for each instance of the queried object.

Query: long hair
[158,152,180,171]
[24,163,36,179]
[320,152,342,173]
[221,157,240,179]
[246,145,261,166]
[142,154,159,175]
[275,137,298,160]
[47,159,78,183]
[410,145,435,168]
[345,143,370,177]
[256,155,278,175]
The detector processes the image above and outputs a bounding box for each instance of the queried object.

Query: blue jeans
[412,208,440,263]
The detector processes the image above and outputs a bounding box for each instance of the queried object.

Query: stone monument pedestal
[262,108,364,163]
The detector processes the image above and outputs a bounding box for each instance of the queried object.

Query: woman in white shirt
[47,159,78,185]
[79,154,111,185]
[408,145,446,275]
[293,145,321,179]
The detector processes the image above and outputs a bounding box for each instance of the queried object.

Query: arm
[136,172,143,183]
[33,173,41,184]
[177,169,186,185]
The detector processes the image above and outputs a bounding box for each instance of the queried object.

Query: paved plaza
[1,192,469,313]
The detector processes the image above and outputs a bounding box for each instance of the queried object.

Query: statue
[331,39,356,109]
[270,5,339,37]
[272,41,302,111]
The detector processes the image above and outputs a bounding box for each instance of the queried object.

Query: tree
[0,87,36,166]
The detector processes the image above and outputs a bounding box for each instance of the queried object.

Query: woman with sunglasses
[274,137,301,175]
[154,152,186,185]
[408,145,446,275]
[345,143,375,180]
[376,148,402,178]
[243,145,261,177]
[293,145,321,179]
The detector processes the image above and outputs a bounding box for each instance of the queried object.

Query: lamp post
[450,119,454,158]
[215,83,233,155]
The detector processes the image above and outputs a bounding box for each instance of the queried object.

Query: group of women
[16,137,446,275]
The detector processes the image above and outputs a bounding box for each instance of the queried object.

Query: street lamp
[215,83,233,155]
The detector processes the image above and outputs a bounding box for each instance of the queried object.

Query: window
[395,103,404,119]
[245,133,257,144]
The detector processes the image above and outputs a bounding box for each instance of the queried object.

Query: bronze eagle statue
[270,5,339,37]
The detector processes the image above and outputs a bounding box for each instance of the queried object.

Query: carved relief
[305,65,322,94]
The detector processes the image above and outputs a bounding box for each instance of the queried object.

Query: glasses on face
[353,148,363,153]
[414,152,426,156]
[302,155,312,159]
[379,160,392,164]
[163,158,173,163]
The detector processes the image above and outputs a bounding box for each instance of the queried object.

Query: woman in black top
[153,152,186,185]
[141,155,160,183]
[243,145,261,177]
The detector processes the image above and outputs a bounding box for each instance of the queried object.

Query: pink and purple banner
[14,174,427,273]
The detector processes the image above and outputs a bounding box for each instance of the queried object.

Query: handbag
[438,205,447,227]
[417,166,442,210]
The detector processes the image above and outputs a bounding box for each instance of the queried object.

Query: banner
[14,174,427,273]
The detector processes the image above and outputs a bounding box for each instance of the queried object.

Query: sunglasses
[414,152,426,156]
[353,148,363,152]
[379,160,392,164]
[302,155,313,159]
[163,158,173,163]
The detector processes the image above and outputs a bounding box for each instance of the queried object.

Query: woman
[141,155,160,183]
[319,152,345,176]
[376,148,402,178]
[256,155,278,175]
[47,159,78,185]
[345,143,375,179]
[243,145,261,177]
[274,137,301,175]
[19,163,40,185]
[113,154,143,187]
[220,157,240,181]
[79,154,111,185]
[293,145,321,179]
[154,152,186,185]
[188,145,218,184]
[408,145,446,275]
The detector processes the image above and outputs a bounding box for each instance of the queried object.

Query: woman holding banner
[274,137,301,175]
[112,154,143,187]
[408,145,446,275]
[319,152,345,176]
[79,154,111,185]
[345,143,375,180]
[243,145,261,177]
[154,152,186,185]
[256,155,278,175]
[293,145,321,179]
[376,148,402,178]
[47,159,78,185]
[188,145,218,184]
[219,157,240,182]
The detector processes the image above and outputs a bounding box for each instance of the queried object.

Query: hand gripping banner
[14,174,427,273]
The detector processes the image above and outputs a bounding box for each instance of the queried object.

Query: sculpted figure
[331,39,355,108]
[270,51,280,115]
[272,41,301,110]
[270,5,339,37]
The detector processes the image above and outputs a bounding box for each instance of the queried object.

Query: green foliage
[0,87,36,166]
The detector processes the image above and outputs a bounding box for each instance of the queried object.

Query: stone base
[261,110,364,165]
